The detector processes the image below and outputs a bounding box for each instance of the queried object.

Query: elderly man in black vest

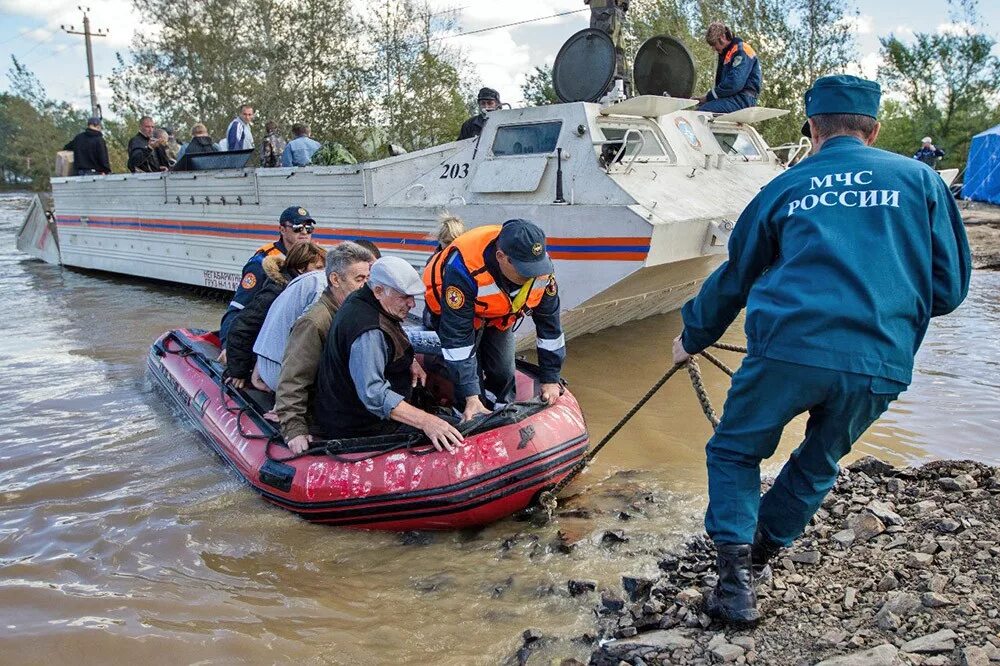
[313,256,464,452]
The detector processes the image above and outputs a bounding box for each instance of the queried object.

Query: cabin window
[600,127,667,158]
[713,131,761,160]
[492,121,562,156]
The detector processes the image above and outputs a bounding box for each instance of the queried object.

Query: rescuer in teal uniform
[673,75,972,626]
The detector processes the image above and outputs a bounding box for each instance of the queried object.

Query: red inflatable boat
[147,329,589,530]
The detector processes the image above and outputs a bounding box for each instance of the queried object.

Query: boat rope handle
[533,342,747,523]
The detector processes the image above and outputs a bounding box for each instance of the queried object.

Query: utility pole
[61,6,107,119]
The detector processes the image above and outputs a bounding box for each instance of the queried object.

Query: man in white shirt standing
[226,104,255,151]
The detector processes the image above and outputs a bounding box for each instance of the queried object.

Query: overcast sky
[0,0,997,115]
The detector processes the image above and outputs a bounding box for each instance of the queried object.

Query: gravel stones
[900,629,958,653]
[814,644,899,666]
[576,459,1000,666]
[567,579,597,596]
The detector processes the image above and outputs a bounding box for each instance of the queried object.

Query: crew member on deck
[218,206,316,346]
[696,22,762,114]
[457,88,501,141]
[674,75,971,627]
[422,220,565,422]
[586,0,630,95]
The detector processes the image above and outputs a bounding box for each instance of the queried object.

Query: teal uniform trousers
[705,356,904,545]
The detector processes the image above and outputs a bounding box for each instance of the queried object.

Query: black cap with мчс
[497,219,554,278]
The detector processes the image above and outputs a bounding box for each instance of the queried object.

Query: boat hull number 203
[440,163,470,179]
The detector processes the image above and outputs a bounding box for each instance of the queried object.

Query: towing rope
[534,342,747,522]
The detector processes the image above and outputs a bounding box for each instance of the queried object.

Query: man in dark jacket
[313,257,463,452]
[913,137,945,167]
[127,116,169,173]
[64,117,111,175]
[457,88,500,141]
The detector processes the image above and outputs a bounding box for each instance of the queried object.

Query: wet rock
[815,643,899,666]
[921,592,954,608]
[522,628,544,643]
[491,576,515,599]
[600,530,630,548]
[602,629,696,651]
[568,579,597,596]
[848,512,886,542]
[399,530,434,546]
[601,591,626,613]
[622,576,654,603]
[900,629,958,653]
[412,572,455,592]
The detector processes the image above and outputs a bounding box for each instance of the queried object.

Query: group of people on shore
[62,104,327,176]
[216,208,565,453]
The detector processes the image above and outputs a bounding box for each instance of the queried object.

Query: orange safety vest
[724,41,756,64]
[423,225,550,331]
[254,241,284,259]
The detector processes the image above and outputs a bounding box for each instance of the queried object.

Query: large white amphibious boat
[17,32,795,344]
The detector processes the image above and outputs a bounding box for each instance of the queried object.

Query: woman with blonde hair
[434,213,465,251]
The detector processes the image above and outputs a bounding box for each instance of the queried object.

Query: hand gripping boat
[147,329,589,529]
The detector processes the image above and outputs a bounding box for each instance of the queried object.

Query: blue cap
[805,75,881,119]
[497,219,554,279]
[279,206,314,226]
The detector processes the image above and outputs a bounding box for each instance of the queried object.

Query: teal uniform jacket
[682,135,971,385]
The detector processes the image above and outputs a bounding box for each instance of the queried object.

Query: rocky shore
[962,202,1000,269]
[512,458,1000,666]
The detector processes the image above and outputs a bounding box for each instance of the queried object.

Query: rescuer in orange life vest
[218,206,317,346]
[423,219,565,422]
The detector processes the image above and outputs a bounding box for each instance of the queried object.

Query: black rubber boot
[751,529,783,586]
[706,543,761,627]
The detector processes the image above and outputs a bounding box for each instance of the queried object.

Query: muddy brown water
[1,192,997,663]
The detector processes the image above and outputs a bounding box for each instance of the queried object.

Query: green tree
[0,57,88,190]
[109,0,376,156]
[877,3,1000,169]
[521,65,558,106]
[367,0,472,151]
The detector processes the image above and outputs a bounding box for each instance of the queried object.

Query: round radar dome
[552,28,617,103]
[633,35,696,99]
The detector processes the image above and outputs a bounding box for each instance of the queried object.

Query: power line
[429,8,588,44]
[361,7,588,56]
